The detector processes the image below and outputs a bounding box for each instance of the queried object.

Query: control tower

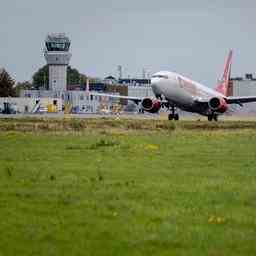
[44,33,71,91]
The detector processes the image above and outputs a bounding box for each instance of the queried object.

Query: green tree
[67,66,83,85]
[32,65,49,89]
[32,65,87,89]
[0,69,16,97]
[15,81,33,96]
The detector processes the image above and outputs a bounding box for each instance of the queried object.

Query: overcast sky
[0,0,255,86]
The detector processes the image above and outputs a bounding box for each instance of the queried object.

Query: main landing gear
[207,114,218,122]
[168,106,179,121]
[168,113,179,121]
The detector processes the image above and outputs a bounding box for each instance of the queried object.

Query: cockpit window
[151,74,168,79]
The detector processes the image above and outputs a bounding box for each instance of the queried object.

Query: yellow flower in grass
[217,217,225,224]
[145,144,159,151]
[208,216,215,223]
[208,215,225,224]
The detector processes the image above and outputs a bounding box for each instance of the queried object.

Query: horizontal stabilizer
[226,96,256,104]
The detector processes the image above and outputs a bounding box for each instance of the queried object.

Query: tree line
[0,65,89,97]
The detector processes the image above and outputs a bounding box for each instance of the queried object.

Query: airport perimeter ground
[1,116,256,255]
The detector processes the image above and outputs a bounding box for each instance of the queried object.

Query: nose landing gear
[208,114,218,122]
[168,113,179,120]
[168,106,179,121]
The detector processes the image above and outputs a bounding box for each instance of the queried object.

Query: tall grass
[0,118,256,133]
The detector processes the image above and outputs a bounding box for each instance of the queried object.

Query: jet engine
[141,98,161,113]
[208,97,228,113]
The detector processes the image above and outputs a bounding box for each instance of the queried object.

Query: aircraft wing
[225,96,256,105]
[194,96,256,105]
[89,92,169,106]
[89,92,142,104]
[193,97,210,105]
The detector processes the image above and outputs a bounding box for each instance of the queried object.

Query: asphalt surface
[0,112,163,119]
[0,112,256,121]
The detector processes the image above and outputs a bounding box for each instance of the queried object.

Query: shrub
[70,119,84,131]
[89,138,120,149]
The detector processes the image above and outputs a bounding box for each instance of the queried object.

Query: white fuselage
[151,71,225,114]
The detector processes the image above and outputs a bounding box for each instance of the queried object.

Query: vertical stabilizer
[215,50,233,96]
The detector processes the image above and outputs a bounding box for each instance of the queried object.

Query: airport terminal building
[228,74,256,113]
[15,33,154,114]
[230,74,256,96]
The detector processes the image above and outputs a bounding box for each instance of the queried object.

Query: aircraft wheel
[174,114,179,121]
[208,115,213,122]
[168,114,173,120]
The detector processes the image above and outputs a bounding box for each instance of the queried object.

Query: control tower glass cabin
[44,33,72,91]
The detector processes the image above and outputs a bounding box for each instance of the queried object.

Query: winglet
[215,50,233,96]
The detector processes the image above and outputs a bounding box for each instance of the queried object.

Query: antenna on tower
[142,68,146,79]
[117,65,122,80]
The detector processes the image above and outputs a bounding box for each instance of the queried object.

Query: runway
[1,112,256,121]
[0,112,161,120]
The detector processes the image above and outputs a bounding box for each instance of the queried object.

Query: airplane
[88,50,256,121]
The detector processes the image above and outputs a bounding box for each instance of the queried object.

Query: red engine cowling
[208,97,228,113]
[141,98,161,113]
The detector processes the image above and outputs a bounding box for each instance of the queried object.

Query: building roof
[104,76,117,80]
[231,73,256,81]
[45,33,70,44]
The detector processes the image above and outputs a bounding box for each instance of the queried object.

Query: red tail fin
[215,50,233,96]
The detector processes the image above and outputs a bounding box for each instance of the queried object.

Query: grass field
[1,118,256,255]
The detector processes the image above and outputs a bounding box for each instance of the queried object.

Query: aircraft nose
[150,78,161,91]
[150,78,162,96]
[150,77,160,85]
